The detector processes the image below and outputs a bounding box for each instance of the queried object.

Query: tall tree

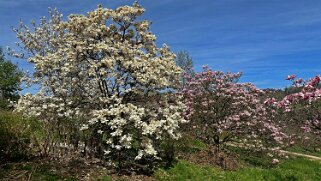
[174,50,194,76]
[13,3,186,169]
[0,48,22,108]
[174,50,194,87]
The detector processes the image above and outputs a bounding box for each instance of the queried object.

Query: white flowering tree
[13,2,185,170]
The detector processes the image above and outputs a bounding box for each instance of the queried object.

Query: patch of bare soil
[0,158,98,180]
[0,157,159,181]
[177,146,242,170]
[109,174,156,181]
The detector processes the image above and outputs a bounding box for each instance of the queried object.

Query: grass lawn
[1,147,321,180]
[155,157,321,181]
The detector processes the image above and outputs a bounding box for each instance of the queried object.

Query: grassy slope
[155,157,321,181]
[2,157,320,181]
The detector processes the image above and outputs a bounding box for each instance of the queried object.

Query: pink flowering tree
[267,75,321,147]
[181,66,286,151]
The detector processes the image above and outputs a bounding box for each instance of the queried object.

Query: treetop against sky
[1,0,321,89]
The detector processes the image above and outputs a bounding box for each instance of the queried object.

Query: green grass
[174,136,208,154]
[155,157,321,181]
[97,176,113,181]
[155,160,223,181]
[224,145,276,168]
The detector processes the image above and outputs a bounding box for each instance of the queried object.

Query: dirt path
[227,142,321,162]
[279,150,321,161]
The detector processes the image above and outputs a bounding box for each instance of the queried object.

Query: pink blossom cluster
[269,75,321,109]
[181,66,286,147]
[267,75,321,136]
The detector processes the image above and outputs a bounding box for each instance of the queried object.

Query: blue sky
[1,0,321,90]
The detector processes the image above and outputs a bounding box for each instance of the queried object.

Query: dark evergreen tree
[0,47,22,108]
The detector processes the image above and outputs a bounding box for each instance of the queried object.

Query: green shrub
[0,110,44,161]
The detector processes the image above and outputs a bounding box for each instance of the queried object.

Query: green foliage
[284,86,302,95]
[0,47,22,109]
[0,111,45,161]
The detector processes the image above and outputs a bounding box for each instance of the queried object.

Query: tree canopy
[174,50,194,76]
[13,3,185,169]
[0,48,22,108]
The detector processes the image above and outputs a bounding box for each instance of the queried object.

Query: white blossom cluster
[85,95,185,160]
[13,2,185,161]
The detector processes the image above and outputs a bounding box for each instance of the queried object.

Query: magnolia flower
[272,158,279,164]
[286,75,296,80]
[104,150,111,155]
[80,124,89,131]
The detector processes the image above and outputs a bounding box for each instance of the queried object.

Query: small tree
[0,48,22,108]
